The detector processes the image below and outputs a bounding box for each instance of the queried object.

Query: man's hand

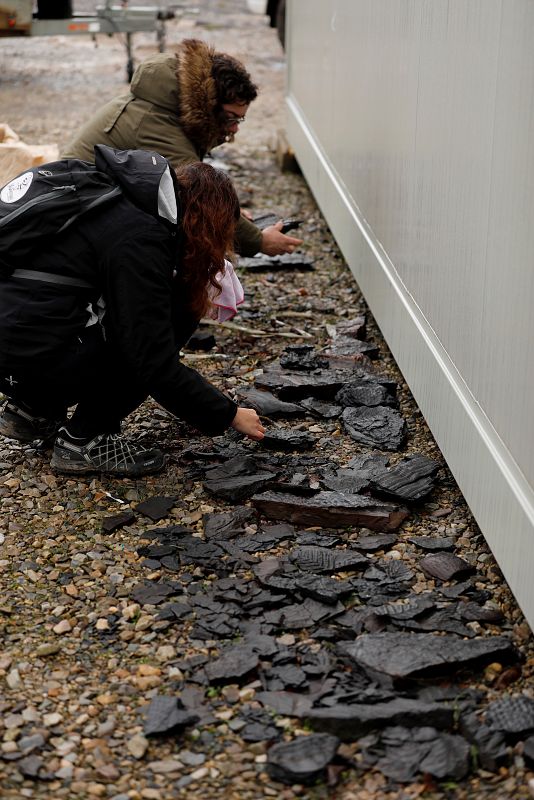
[261,221,303,256]
[231,407,265,441]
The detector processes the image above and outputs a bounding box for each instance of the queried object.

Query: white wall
[285,0,534,627]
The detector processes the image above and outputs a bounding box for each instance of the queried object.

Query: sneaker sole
[50,454,167,477]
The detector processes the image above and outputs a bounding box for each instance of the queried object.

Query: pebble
[127,734,149,760]
[43,712,63,727]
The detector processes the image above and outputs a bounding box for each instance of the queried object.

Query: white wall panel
[286,0,534,625]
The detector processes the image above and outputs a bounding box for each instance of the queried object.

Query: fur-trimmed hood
[130,40,223,155]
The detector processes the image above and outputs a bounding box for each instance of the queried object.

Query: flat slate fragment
[409,535,456,551]
[350,533,398,552]
[237,387,303,418]
[299,398,342,418]
[280,345,329,372]
[306,697,454,740]
[204,645,260,684]
[420,552,474,581]
[256,367,355,400]
[260,429,315,451]
[144,696,199,737]
[341,633,516,687]
[238,253,315,272]
[370,454,440,501]
[135,495,177,521]
[335,378,395,408]
[203,455,278,502]
[203,506,257,540]
[485,696,534,736]
[295,574,354,604]
[252,490,408,531]
[343,406,407,451]
[101,509,136,532]
[362,726,470,782]
[266,733,340,785]
[325,337,379,360]
[290,545,368,573]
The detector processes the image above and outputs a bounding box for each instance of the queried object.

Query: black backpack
[0,158,122,278]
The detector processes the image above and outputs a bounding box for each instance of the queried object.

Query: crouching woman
[0,148,264,475]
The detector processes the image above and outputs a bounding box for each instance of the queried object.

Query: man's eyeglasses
[224,113,246,126]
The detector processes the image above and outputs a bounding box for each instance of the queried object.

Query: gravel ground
[1,2,534,799]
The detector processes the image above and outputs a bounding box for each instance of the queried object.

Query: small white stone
[127,733,149,760]
[6,668,22,689]
[53,619,72,634]
[43,712,63,727]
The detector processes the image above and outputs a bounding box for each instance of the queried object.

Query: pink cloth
[208,259,245,322]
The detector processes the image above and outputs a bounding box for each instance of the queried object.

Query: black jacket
[0,147,237,436]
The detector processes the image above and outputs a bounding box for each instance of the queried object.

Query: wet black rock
[420,552,475,581]
[237,387,303,418]
[342,406,407,451]
[335,378,396,408]
[135,495,178,521]
[203,506,257,540]
[264,597,345,629]
[260,429,315,451]
[266,733,340,785]
[289,545,368,574]
[102,509,136,533]
[233,523,295,553]
[320,468,370,494]
[485,695,534,737]
[252,490,408,531]
[239,253,315,271]
[341,632,517,687]
[360,725,470,782]
[144,696,199,737]
[279,345,329,372]
[306,697,454,740]
[370,454,440,501]
[203,455,279,502]
[299,398,342,418]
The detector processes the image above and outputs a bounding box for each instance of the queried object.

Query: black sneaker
[0,401,60,444]
[50,429,166,477]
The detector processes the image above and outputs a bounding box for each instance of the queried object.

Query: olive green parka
[62,40,262,256]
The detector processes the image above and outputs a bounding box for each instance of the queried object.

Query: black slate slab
[135,496,178,521]
[256,367,356,400]
[485,696,534,737]
[260,429,315,451]
[266,733,340,785]
[144,696,199,737]
[101,509,136,533]
[420,552,475,581]
[299,398,342,418]
[203,455,279,502]
[361,726,470,782]
[306,697,454,739]
[204,645,260,685]
[239,253,315,272]
[335,378,396,408]
[342,406,407,451]
[341,633,517,687]
[279,345,329,372]
[252,490,408,531]
[370,454,440,501]
[203,506,257,540]
[289,545,368,573]
[237,387,303,418]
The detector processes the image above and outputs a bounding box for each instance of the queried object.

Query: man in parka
[63,38,302,257]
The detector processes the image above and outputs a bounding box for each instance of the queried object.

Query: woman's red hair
[175,162,240,317]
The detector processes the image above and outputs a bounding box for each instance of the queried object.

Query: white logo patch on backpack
[0,172,33,204]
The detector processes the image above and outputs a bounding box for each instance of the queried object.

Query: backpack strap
[11,268,93,289]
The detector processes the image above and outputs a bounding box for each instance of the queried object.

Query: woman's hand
[261,221,303,256]
[231,407,265,441]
